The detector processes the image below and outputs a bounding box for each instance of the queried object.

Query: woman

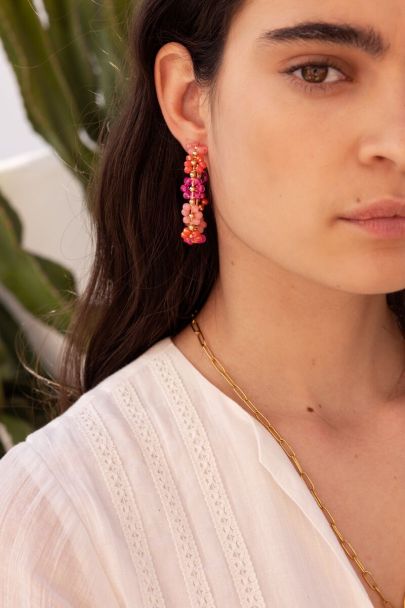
[1,0,405,606]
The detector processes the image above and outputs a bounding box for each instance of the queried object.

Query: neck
[195,258,405,432]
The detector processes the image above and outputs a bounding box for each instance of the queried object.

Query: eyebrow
[256,21,390,58]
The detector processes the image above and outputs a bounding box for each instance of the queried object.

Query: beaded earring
[180,142,209,245]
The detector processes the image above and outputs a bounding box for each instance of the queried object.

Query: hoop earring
[180,142,209,245]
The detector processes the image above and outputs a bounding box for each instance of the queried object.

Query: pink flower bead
[181,203,191,216]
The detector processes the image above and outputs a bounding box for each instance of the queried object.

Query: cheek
[210,88,330,255]
[208,67,405,292]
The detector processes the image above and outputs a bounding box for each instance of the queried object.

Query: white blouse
[0,336,374,607]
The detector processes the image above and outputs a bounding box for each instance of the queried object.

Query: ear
[154,42,209,155]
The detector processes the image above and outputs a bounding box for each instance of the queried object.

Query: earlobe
[154,42,207,151]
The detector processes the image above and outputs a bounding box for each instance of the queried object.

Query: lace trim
[75,400,166,608]
[150,353,266,608]
[113,381,217,608]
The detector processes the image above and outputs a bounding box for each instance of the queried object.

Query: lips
[341,198,405,220]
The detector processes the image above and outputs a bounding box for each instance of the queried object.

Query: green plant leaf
[0,0,138,441]
[102,0,132,48]
[0,412,33,446]
[0,208,72,331]
[0,300,24,365]
[0,188,23,244]
[76,1,129,112]
[32,253,77,302]
[41,0,106,144]
[0,302,45,407]
[0,1,96,184]
[0,334,16,388]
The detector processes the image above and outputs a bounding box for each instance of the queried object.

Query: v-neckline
[165,335,375,607]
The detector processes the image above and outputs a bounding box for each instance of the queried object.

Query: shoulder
[0,335,177,495]
[0,336,181,606]
[0,334,205,538]
[0,427,123,605]
[0,333,246,512]
[0,335,265,607]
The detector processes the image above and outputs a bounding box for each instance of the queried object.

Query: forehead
[228,0,405,53]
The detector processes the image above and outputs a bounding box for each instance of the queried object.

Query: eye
[282,59,350,93]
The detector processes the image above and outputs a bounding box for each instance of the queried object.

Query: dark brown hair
[53,0,405,415]
[52,0,247,414]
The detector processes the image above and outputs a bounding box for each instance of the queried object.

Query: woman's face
[205,0,405,294]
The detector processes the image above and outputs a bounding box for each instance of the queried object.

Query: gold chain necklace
[190,315,403,608]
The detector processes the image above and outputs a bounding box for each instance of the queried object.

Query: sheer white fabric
[0,337,374,607]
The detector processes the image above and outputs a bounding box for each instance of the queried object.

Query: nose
[358,89,405,173]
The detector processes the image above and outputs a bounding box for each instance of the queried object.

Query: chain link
[190,316,402,608]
